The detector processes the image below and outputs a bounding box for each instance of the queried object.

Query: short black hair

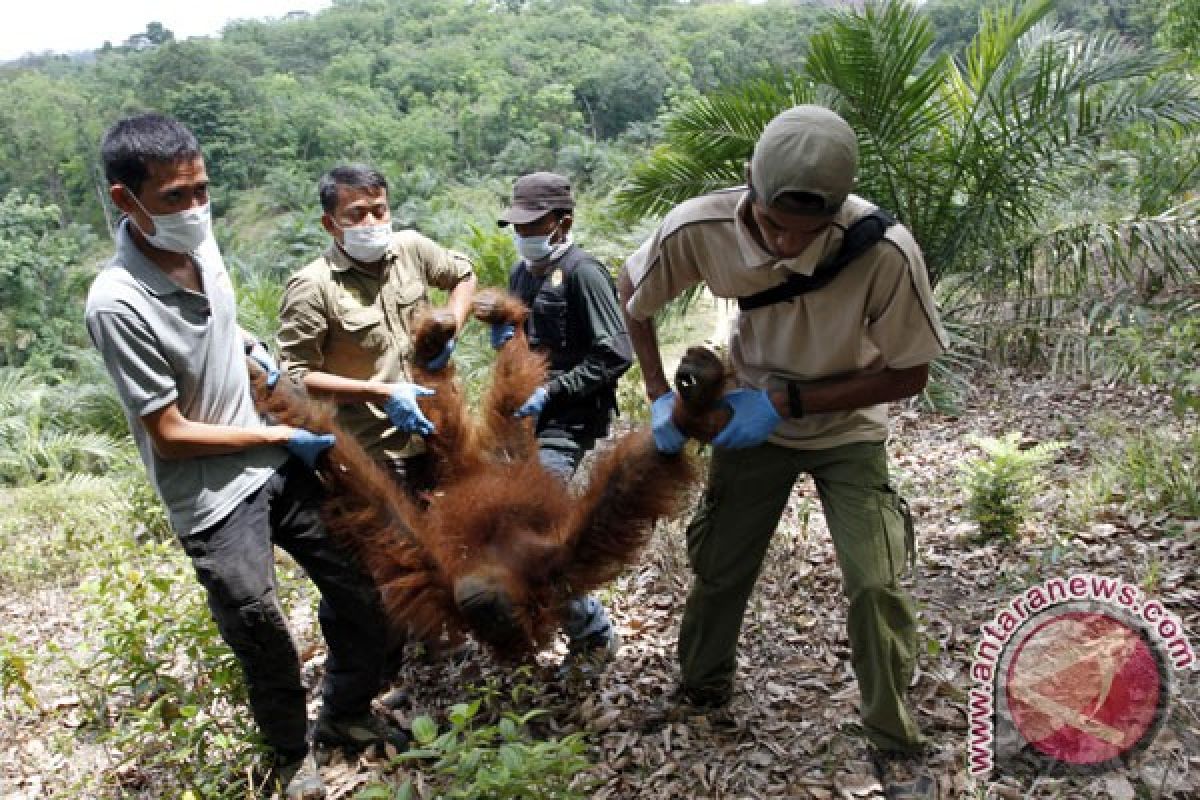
[101,113,202,195]
[318,164,389,214]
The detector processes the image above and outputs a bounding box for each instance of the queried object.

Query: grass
[0,477,129,590]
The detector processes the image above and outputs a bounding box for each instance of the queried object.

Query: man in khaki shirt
[618,106,947,796]
[278,164,477,488]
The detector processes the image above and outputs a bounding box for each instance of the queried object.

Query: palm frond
[614,74,815,221]
[805,0,954,228]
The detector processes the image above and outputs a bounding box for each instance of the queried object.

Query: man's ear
[320,212,339,240]
[744,163,754,189]
[110,184,137,215]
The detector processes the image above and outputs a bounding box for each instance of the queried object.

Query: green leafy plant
[958,431,1065,540]
[0,637,39,714]
[73,551,262,797]
[1084,428,1200,518]
[615,0,1200,385]
[378,679,593,800]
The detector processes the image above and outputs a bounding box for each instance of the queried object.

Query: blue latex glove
[712,388,782,449]
[514,386,549,418]
[650,392,686,454]
[384,383,436,436]
[285,429,336,469]
[425,338,456,371]
[246,341,280,389]
[490,322,516,349]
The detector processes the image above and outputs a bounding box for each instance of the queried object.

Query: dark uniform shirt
[509,242,632,438]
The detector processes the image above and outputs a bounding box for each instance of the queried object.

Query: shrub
[376,681,594,800]
[958,432,1065,540]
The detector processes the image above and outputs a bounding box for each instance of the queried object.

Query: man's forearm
[143,403,293,460]
[766,364,929,418]
[302,371,393,404]
[617,267,670,400]
[446,273,478,332]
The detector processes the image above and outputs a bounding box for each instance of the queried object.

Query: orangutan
[247,289,729,661]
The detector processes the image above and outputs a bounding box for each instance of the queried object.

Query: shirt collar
[732,189,846,276]
[114,217,198,297]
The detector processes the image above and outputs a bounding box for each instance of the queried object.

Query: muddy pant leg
[536,430,590,484]
[536,430,613,648]
[271,459,387,718]
[810,441,923,752]
[178,471,308,754]
[679,443,801,697]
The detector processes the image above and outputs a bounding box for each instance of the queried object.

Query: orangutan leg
[472,289,546,462]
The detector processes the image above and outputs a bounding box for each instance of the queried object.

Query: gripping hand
[490,322,516,349]
[384,383,437,436]
[285,429,336,469]
[514,386,548,418]
[650,392,686,454]
[246,342,280,389]
[711,388,781,449]
[425,338,456,371]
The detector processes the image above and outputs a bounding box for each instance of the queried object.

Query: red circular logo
[1002,608,1168,769]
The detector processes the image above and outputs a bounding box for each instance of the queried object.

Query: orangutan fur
[248,289,727,660]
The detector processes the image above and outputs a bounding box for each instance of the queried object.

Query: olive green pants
[679,440,923,752]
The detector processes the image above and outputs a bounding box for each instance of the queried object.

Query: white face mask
[127,191,211,254]
[338,222,392,263]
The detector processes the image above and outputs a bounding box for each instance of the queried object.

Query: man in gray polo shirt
[84,114,402,799]
[618,106,947,798]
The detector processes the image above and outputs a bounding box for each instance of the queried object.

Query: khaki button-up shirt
[625,189,948,450]
[278,230,474,460]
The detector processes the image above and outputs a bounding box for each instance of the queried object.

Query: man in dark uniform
[494,171,633,664]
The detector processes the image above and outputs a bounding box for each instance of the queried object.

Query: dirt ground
[1,364,1197,798]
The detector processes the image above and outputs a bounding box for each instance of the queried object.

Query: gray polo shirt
[85,218,285,535]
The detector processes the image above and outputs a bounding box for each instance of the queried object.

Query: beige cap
[749,105,857,215]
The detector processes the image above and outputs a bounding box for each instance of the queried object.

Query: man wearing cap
[617,106,947,791]
[277,164,477,491]
[494,171,634,666]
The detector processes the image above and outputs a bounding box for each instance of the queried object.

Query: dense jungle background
[0,0,1197,797]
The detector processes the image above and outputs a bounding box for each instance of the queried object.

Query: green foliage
[1159,0,1200,60]
[0,477,129,590]
[0,636,40,714]
[383,691,593,800]
[615,0,1200,386]
[462,223,519,289]
[0,190,98,370]
[0,0,826,228]
[1088,295,1200,415]
[958,431,1065,540]
[0,367,127,486]
[74,546,262,797]
[1085,429,1200,518]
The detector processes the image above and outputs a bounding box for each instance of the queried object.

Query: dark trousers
[178,457,387,755]
[535,426,612,644]
[535,426,595,482]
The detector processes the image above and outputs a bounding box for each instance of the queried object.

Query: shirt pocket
[338,305,388,354]
[531,295,568,351]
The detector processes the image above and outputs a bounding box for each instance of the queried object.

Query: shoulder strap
[737,209,896,312]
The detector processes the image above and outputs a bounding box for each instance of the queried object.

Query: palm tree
[615,0,1200,389]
